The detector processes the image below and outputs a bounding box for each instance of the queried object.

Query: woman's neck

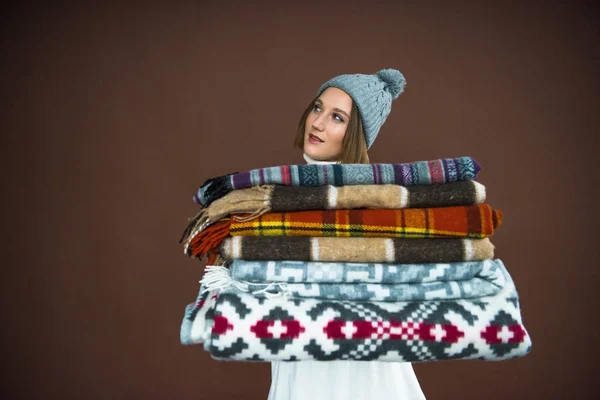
[303,152,339,165]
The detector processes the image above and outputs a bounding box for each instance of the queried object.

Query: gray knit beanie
[316,69,406,149]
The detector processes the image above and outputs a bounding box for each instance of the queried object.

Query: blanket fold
[180,259,531,363]
[194,156,482,207]
[220,236,495,263]
[229,259,499,284]
[186,205,502,260]
[270,180,486,212]
[199,258,506,302]
[181,180,488,246]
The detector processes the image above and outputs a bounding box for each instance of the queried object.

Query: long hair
[293,95,370,164]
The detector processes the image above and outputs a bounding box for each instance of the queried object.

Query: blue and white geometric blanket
[228,259,505,302]
[180,259,532,362]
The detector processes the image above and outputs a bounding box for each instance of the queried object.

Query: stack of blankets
[179,156,532,363]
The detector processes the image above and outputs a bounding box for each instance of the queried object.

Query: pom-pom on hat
[317,69,406,149]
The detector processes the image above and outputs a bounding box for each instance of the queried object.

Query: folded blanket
[194,156,481,207]
[181,259,532,362]
[220,236,495,263]
[186,205,502,259]
[229,259,500,284]
[180,285,219,346]
[180,180,487,246]
[268,180,486,212]
[200,259,505,302]
[232,205,502,238]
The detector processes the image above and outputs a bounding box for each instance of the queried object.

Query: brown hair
[293,95,370,164]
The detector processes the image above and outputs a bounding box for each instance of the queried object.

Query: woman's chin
[304,146,327,160]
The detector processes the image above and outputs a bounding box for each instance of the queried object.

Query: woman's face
[304,87,352,161]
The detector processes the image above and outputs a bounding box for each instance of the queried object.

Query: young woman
[267,70,427,399]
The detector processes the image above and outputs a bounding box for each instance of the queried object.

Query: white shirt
[267,153,426,400]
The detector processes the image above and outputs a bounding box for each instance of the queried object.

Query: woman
[267,70,427,399]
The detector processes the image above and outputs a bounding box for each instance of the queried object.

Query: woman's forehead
[317,87,352,113]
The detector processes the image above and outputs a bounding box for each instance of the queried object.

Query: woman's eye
[333,114,344,122]
[313,105,321,112]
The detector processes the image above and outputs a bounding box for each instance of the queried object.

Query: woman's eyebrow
[315,99,350,119]
[333,108,350,119]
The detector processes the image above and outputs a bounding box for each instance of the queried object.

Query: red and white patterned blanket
[180,259,531,362]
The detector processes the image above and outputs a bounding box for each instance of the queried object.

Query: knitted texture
[220,236,495,263]
[193,156,481,207]
[180,259,531,362]
[317,69,406,149]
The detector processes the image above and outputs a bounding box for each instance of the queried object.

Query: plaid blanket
[180,259,532,362]
[180,180,487,247]
[231,205,501,238]
[220,236,495,263]
[201,259,505,302]
[194,156,481,207]
[186,205,502,260]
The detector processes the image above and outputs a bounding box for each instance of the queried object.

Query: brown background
[2,2,598,399]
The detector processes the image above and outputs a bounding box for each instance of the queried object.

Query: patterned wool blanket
[180,259,532,362]
[185,205,502,260]
[193,156,481,207]
[180,180,487,248]
[220,236,495,264]
[199,258,505,302]
[229,259,501,284]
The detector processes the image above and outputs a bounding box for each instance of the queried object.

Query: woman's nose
[311,114,325,131]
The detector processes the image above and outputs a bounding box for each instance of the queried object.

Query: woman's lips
[309,133,324,144]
